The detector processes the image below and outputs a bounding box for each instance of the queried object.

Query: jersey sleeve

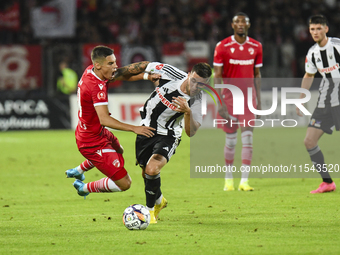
[146,62,187,81]
[145,62,161,73]
[255,43,263,68]
[213,42,224,67]
[305,51,317,74]
[190,94,203,126]
[91,84,108,107]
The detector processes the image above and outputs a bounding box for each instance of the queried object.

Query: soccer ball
[122,204,150,230]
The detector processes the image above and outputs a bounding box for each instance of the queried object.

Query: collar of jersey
[231,35,249,45]
[91,68,106,82]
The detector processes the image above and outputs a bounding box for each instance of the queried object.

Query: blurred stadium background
[0,0,338,131]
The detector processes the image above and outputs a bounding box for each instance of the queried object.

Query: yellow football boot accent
[223,179,235,191]
[149,210,157,224]
[238,181,254,191]
[154,197,168,219]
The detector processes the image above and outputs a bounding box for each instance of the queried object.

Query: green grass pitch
[0,128,339,255]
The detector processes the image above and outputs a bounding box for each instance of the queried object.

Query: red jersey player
[213,12,263,192]
[65,45,159,198]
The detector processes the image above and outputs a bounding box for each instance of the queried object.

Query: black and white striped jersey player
[304,36,340,133]
[297,15,338,194]
[135,61,212,222]
[140,62,208,139]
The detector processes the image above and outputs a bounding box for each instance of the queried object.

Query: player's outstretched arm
[113,61,150,81]
[296,72,315,116]
[113,61,161,83]
[95,104,155,137]
[125,72,161,83]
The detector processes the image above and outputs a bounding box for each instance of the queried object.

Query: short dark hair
[192,63,212,79]
[233,12,250,21]
[309,15,328,26]
[91,45,114,63]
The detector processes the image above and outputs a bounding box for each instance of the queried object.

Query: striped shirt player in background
[297,15,339,193]
[213,12,263,192]
[65,46,160,198]
[136,62,212,223]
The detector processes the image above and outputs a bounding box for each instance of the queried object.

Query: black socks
[144,173,161,208]
[308,146,333,183]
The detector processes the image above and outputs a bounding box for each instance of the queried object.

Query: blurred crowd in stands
[1,0,340,78]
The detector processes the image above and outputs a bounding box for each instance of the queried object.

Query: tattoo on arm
[115,61,150,79]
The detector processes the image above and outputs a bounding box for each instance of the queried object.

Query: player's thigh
[80,147,127,180]
[136,135,156,168]
[239,112,255,132]
[98,151,127,179]
[240,125,254,132]
[330,105,340,131]
[144,136,180,175]
[309,107,334,134]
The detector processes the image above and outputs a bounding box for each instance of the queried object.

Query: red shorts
[217,88,257,133]
[77,129,127,181]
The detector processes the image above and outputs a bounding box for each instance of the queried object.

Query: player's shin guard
[144,175,163,204]
[224,133,237,179]
[85,177,122,193]
[241,131,253,182]
[307,146,333,183]
[144,173,161,209]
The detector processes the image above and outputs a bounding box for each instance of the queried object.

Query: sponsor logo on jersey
[248,47,254,55]
[156,87,177,110]
[156,64,164,70]
[229,59,254,65]
[318,63,339,74]
[97,91,106,100]
[230,48,235,53]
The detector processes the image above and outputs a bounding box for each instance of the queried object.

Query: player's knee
[241,131,253,146]
[145,163,161,176]
[145,154,165,176]
[304,137,316,149]
[119,178,131,191]
[226,133,237,148]
[145,167,160,176]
